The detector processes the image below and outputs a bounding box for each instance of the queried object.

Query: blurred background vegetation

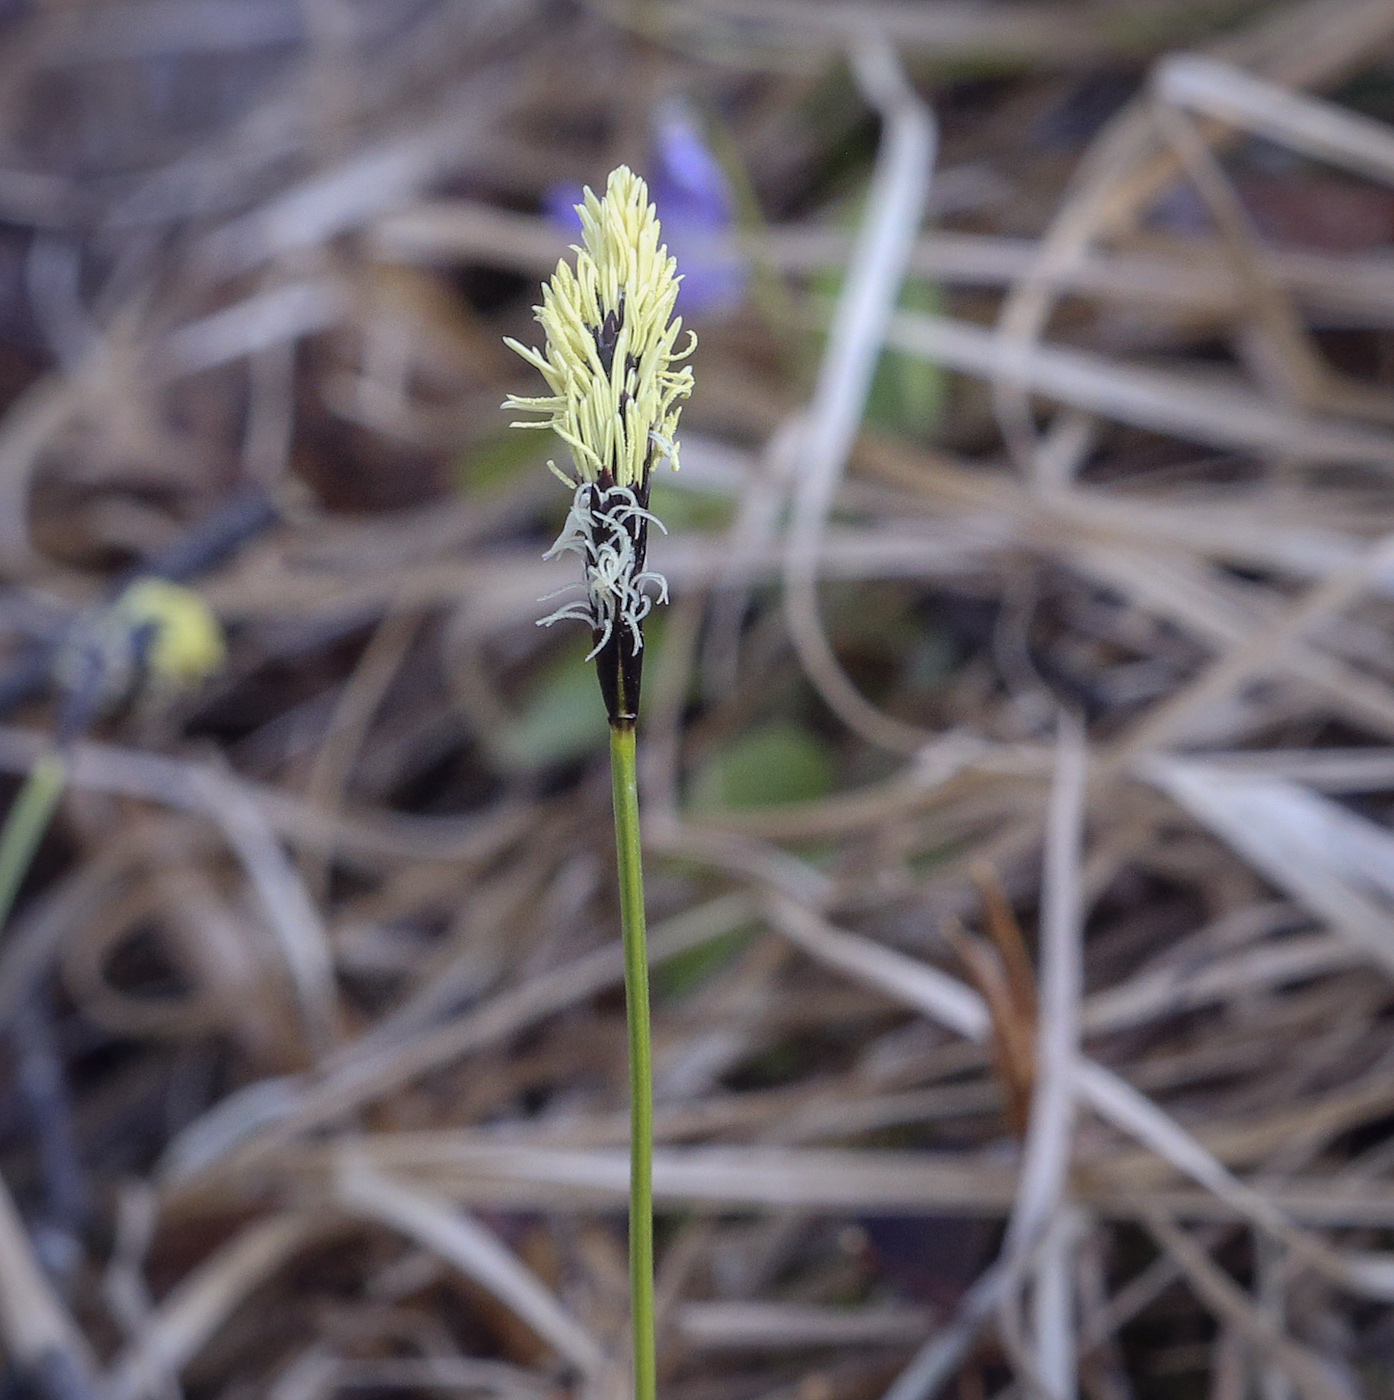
[0,1,1393,1397]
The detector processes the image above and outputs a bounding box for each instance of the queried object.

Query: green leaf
[689,720,836,813]
[873,278,949,438]
[455,429,551,497]
[652,927,753,1000]
[809,190,948,441]
[647,477,733,532]
[488,617,670,772]
[491,644,606,772]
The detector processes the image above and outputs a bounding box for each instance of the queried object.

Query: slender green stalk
[505,168,687,1397]
[0,753,66,934]
[609,719,655,1400]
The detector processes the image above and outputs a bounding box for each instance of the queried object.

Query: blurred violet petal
[543,182,585,234]
[653,98,735,226]
[651,98,747,317]
[541,105,747,319]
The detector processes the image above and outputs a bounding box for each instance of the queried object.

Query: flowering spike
[504,166,694,491]
[503,166,695,724]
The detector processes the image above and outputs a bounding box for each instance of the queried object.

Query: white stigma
[538,484,668,658]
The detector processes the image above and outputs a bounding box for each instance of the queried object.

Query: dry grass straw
[1,1,1394,1397]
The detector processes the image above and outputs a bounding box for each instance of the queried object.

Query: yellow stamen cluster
[503,166,695,489]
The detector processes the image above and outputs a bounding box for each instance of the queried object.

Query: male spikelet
[504,166,694,723]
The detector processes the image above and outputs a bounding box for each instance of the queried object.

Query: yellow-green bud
[115,578,226,689]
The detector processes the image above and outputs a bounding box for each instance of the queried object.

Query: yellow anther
[503,166,695,490]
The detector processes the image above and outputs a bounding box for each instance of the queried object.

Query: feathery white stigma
[538,485,669,659]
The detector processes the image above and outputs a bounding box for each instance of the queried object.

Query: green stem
[0,753,66,935]
[609,720,655,1400]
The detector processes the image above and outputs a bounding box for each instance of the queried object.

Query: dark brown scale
[596,306,625,477]
[588,295,652,721]
[614,350,642,454]
[591,475,654,725]
[594,297,625,374]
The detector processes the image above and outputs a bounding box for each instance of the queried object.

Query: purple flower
[543,182,587,235]
[650,98,746,317]
[542,101,746,319]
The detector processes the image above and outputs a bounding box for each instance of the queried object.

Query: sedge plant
[504,165,694,1400]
